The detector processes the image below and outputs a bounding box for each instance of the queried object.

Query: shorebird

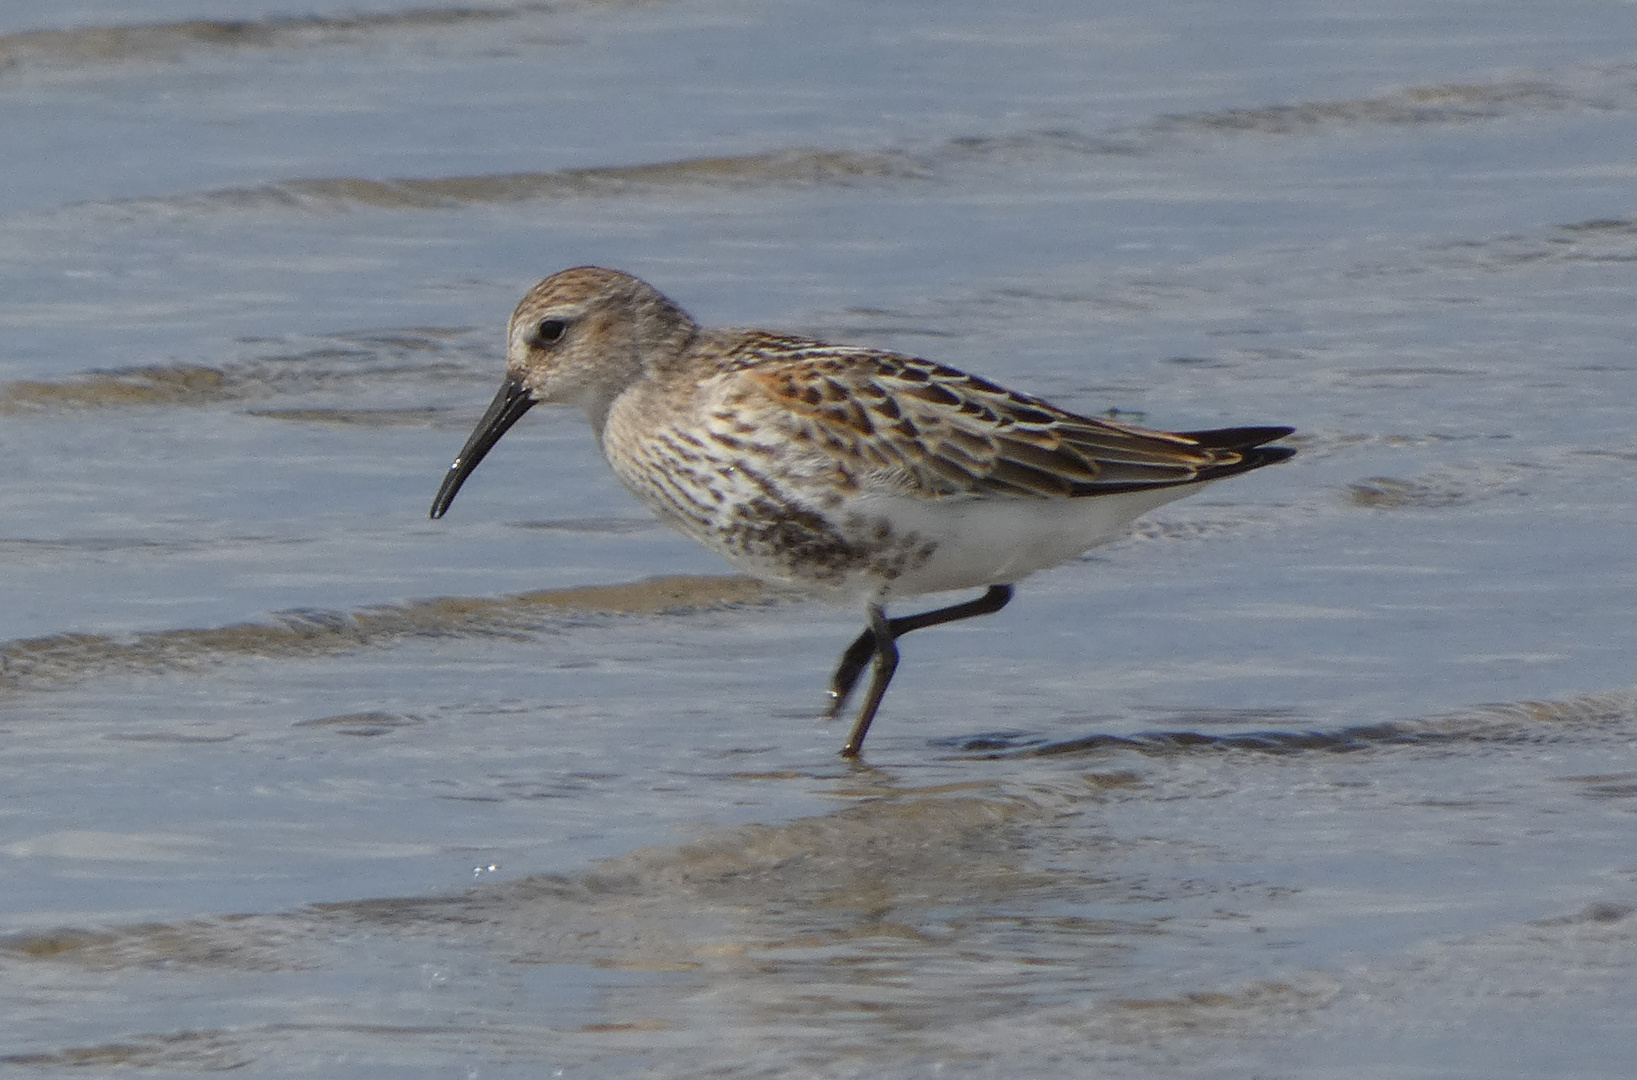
[431,267,1294,756]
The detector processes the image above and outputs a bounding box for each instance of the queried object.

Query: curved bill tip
[429,377,536,519]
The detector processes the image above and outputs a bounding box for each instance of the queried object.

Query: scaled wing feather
[732,343,1235,499]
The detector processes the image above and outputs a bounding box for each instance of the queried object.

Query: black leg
[829,584,1015,756]
[826,584,1014,717]
[825,626,884,718]
[841,605,897,758]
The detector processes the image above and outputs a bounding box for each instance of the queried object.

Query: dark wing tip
[1189,428,1295,484]
[1176,425,1296,451]
[1228,443,1296,469]
[1061,424,1294,496]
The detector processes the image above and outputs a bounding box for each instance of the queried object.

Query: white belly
[849,485,1201,600]
[681,483,1207,607]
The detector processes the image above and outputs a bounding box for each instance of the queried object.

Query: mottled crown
[505,267,699,430]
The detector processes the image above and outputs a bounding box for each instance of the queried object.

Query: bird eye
[533,318,568,345]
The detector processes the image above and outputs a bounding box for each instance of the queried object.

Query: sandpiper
[432,267,1294,756]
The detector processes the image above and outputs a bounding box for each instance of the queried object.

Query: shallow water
[3,0,1637,1075]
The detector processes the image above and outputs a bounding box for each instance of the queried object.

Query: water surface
[3,0,1636,1075]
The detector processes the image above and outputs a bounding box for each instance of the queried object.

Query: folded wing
[721,336,1293,499]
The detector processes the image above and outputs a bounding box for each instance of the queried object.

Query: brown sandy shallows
[44,71,1621,219]
[0,575,767,696]
[0,326,489,415]
[0,2,627,72]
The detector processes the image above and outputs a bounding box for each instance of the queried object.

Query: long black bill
[429,377,537,519]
